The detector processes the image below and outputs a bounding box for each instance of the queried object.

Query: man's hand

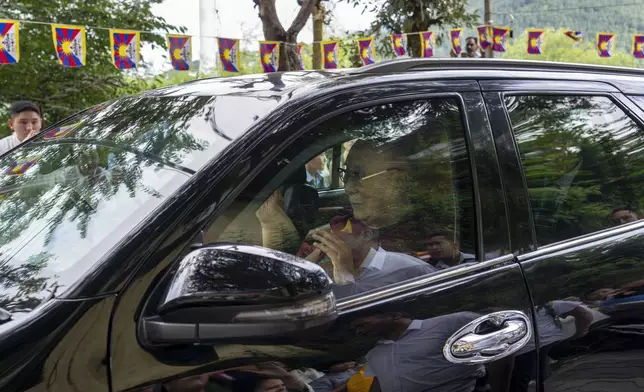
[255,189,287,224]
[25,128,39,140]
[312,229,355,284]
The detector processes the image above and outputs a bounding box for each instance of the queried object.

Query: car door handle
[443,310,532,364]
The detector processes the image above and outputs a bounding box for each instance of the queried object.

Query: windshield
[0,94,269,318]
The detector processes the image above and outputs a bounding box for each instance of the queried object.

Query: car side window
[203,98,477,299]
[505,94,644,247]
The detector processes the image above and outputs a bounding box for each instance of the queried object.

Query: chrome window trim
[517,219,644,262]
[337,254,515,312]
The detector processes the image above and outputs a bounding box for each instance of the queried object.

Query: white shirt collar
[358,247,386,272]
[378,319,423,344]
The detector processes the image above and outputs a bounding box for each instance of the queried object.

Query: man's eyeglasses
[337,167,402,183]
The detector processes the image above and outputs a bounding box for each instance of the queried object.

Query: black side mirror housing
[138,244,337,347]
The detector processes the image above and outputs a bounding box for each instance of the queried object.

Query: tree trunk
[257,0,316,71]
[312,3,325,69]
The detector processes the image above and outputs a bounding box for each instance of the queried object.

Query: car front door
[109,78,538,392]
[485,78,644,392]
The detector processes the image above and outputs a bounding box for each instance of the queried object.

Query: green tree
[0,0,181,136]
[345,0,479,58]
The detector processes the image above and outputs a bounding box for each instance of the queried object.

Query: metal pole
[484,0,493,58]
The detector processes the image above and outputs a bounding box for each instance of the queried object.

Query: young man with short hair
[1,101,42,156]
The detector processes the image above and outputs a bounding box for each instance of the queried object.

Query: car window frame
[195,90,488,309]
[500,89,644,250]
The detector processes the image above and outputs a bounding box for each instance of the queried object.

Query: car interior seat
[282,167,320,240]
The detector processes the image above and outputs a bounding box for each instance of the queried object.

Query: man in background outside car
[0,101,42,156]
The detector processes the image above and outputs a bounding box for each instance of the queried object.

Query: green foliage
[502,28,643,67]
[0,0,181,137]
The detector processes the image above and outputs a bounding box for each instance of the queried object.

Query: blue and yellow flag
[390,33,407,57]
[6,157,38,176]
[322,40,339,69]
[109,29,139,69]
[492,26,510,52]
[449,28,463,56]
[167,34,192,71]
[477,25,491,51]
[218,37,240,72]
[527,29,544,55]
[0,19,19,64]
[52,24,86,67]
[633,35,644,59]
[597,33,615,58]
[259,41,279,72]
[564,30,583,41]
[357,37,376,65]
[420,31,434,58]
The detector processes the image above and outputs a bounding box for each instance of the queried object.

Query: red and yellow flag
[492,26,510,52]
[477,25,491,51]
[167,34,192,71]
[449,28,463,56]
[322,40,339,69]
[527,29,544,55]
[357,37,376,65]
[6,157,38,176]
[390,33,407,57]
[633,35,644,59]
[51,24,86,67]
[597,33,615,58]
[218,37,240,72]
[259,41,279,73]
[420,31,434,58]
[0,19,20,64]
[109,29,140,69]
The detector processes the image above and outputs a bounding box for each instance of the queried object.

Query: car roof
[141,58,644,101]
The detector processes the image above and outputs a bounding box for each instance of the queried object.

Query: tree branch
[258,0,286,39]
[287,0,316,36]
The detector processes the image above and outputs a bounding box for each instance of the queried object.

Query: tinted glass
[506,95,644,246]
[0,95,268,318]
[204,98,477,299]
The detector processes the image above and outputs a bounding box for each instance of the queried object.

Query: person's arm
[255,189,301,252]
[561,306,594,338]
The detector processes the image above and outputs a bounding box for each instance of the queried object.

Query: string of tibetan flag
[1,18,644,72]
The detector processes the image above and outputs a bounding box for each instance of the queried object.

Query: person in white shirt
[0,101,42,156]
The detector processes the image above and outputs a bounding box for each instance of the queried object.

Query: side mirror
[139,244,337,347]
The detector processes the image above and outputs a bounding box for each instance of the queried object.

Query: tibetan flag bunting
[597,33,615,58]
[477,25,491,50]
[390,33,407,57]
[450,28,463,56]
[297,44,305,70]
[6,157,38,176]
[0,20,20,64]
[109,29,139,69]
[633,35,644,59]
[357,37,376,65]
[564,30,583,41]
[420,31,434,58]
[43,123,78,140]
[322,40,339,69]
[51,24,86,67]
[218,37,240,72]
[167,34,192,71]
[259,41,279,73]
[527,29,544,55]
[492,26,510,52]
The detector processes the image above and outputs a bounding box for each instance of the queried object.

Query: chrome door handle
[443,310,532,364]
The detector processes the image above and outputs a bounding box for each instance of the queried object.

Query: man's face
[466,39,478,54]
[611,209,639,226]
[344,144,407,225]
[9,110,42,141]
[427,235,458,260]
[306,154,325,173]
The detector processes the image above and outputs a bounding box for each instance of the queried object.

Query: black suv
[2,58,644,392]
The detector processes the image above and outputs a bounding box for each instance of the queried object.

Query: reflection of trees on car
[0,252,53,312]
